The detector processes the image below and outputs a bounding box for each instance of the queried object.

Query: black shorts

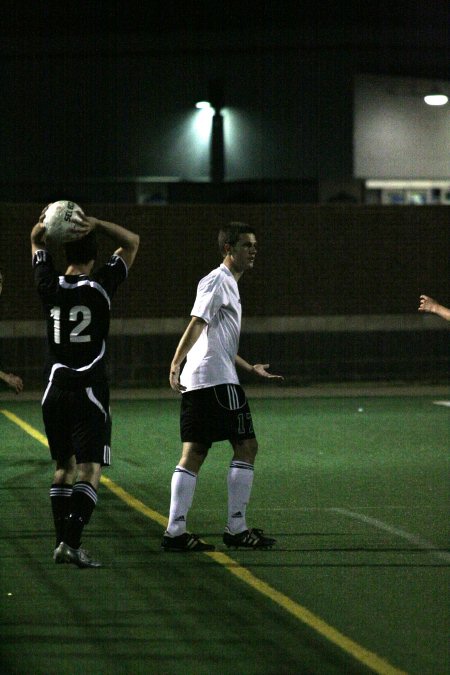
[42,382,112,466]
[180,384,256,449]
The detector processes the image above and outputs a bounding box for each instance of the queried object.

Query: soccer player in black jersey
[31,209,139,567]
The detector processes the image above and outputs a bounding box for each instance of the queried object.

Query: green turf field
[1,395,449,675]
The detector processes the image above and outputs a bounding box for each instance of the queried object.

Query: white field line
[200,506,435,512]
[332,508,450,563]
[433,400,450,407]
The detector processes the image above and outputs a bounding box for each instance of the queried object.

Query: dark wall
[1,202,448,388]
[0,203,448,321]
[1,330,448,390]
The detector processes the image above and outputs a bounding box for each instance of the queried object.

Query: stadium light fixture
[423,92,448,106]
[195,101,213,110]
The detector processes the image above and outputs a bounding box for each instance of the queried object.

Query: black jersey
[33,249,127,388]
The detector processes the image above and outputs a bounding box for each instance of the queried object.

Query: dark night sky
[0,0,448,52]
[0,1,447,82]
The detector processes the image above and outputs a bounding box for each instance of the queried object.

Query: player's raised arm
[30,222,47,256]
[30,207,49,256]
[84,216,140,269]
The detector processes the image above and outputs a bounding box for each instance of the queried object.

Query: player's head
[218,222,256,257]
[64,231,98,266]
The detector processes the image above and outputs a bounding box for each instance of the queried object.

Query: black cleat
[223,527,276,549]
[53,542,102,568]
[161,532,215,552]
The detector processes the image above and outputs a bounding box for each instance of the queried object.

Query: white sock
[166,466,197,537]
[227,460,254,534]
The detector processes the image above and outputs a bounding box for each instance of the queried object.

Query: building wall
[1,203,448,318]
[0,203,448,387]
[354,74,450,180]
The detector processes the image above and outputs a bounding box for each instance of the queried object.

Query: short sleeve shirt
[180,263,241,391]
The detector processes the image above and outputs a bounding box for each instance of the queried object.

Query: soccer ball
[43,200,84,243]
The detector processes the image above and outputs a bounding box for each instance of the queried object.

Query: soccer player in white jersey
[31,208,139,567]
[164,222,283,552]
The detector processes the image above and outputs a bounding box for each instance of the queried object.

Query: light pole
[208,78,225,183]
[210,109,225,183]
[195,79,226,183]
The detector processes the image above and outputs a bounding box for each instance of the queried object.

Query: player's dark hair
[64,231,98,264]
[218,222,256,256]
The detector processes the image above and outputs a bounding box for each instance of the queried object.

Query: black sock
[64,481,98,549]
[50,483,73,547]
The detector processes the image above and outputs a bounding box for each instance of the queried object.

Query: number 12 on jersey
[50,305,92,344]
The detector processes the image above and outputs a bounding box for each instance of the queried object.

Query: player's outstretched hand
[1,372,23,394]
[252,364,284,381]
[169,363,186,393]
[418,294,450,321]
[418,294,437,314]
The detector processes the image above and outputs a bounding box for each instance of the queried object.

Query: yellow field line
[1,409,49,446]
[101,475,168,528]
[1,408,407,675]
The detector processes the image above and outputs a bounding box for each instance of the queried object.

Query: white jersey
[180,263,241,391]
